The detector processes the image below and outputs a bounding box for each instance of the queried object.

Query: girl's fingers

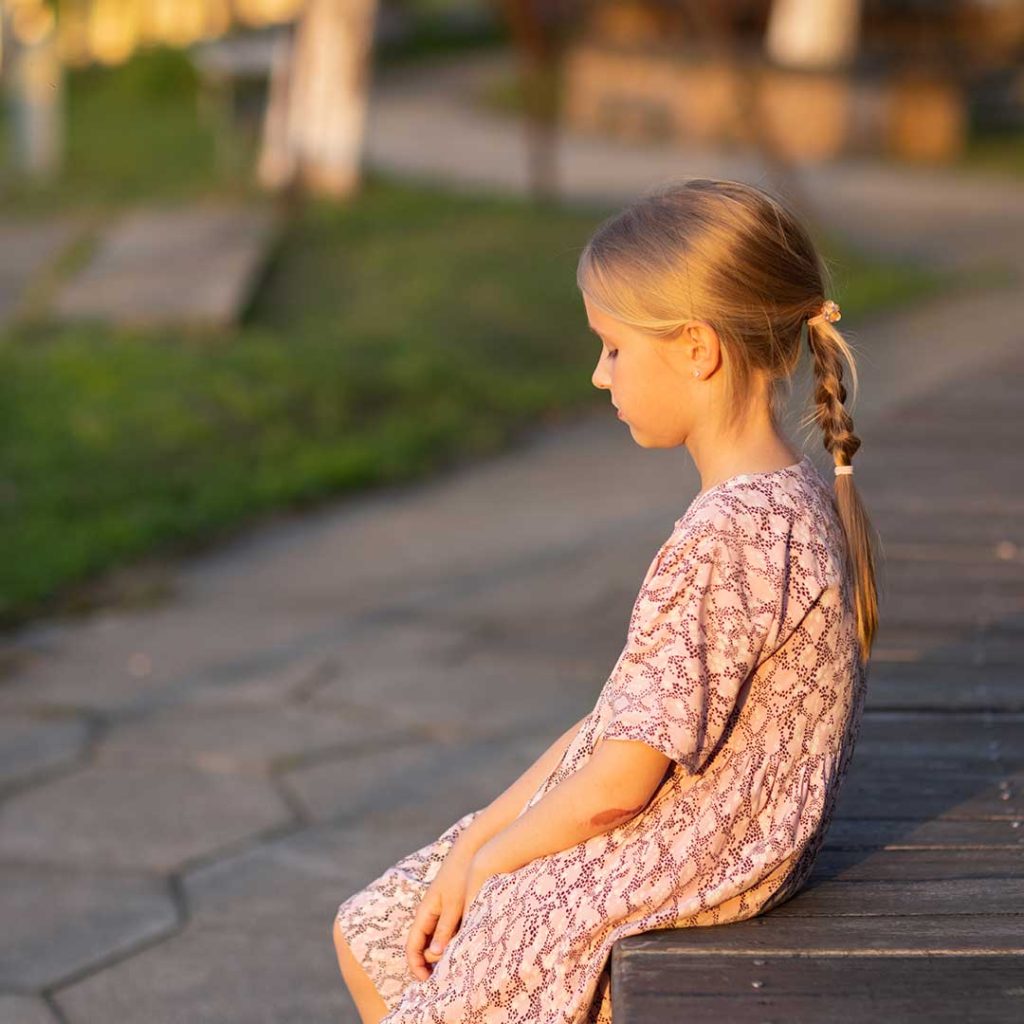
[405,901,440,980]
[428,908,462,958]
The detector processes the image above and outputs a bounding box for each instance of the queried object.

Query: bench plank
[612,955,1024,1023]
[833,756,1021,819]
[822,818,1023,849]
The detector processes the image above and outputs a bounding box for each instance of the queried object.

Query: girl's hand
[405,838,475,981]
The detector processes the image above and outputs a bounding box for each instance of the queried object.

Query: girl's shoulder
[662,454,846,587]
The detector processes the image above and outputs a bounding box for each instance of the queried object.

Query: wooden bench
[613,796,1024,1021]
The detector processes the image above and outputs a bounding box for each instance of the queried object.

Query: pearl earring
[692,369,700,378]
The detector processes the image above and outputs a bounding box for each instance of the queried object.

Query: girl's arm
[468,736,672,880]
[452,714,589,857]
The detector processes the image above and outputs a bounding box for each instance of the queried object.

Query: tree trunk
[500,0,561,203]
[765,0,861,70]
[3,9,64,181]
[257,0,379,199]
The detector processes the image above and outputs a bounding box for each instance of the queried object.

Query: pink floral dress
[335,453,868,1023]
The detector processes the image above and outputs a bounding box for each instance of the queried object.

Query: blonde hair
[577,178,878,665]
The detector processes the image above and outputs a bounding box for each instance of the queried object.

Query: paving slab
[182,817,447,927]
[91,704,409,774]
[0,714,89,790]
[0,642,365,718]
[307,646,603,738]
[0,865,177,990]
[0,762,291,872]
[51,202,280,330]
[52,920,354,1024]
[172,651,348,710]
[0,996,59,1024]
[282,724,564,825]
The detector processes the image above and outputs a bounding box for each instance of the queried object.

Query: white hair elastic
[835,465,853,476]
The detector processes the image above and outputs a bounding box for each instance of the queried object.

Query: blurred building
[561,0,1024,163]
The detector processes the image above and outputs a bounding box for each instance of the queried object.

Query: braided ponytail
[803,311,878,665]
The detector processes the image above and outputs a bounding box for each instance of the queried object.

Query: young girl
[332,177,877,1024]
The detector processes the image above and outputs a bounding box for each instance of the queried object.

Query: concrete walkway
[1,49,1023,1024]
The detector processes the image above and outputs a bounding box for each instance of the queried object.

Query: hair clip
[807,299,841,326]
[834,464,853,476]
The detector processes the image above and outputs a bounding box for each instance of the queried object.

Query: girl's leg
[333,917,390,1024]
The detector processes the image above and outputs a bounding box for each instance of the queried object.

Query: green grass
[0,47,246,214]
[0,48,951,628]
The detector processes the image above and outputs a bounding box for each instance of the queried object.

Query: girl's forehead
[583,298,625,336]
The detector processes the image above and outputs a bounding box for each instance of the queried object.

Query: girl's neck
[691,428,801,496]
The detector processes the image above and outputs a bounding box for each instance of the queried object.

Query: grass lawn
[0,49,949,629]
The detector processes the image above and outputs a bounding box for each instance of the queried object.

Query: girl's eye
[606,349,618,359]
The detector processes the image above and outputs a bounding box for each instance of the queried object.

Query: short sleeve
[601,521,774,774]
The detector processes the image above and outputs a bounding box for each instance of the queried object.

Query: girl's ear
[679,320,722,377]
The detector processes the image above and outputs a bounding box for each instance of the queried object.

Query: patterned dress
[335,453,868,1023]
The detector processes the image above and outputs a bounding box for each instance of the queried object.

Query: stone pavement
[52,202,281,330]
[1,48,1023,1024]
[0,201,279,334]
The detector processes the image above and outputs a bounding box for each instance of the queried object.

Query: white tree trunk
[765,0,861,70]
[257,0,378,198]
[4,12,64,180]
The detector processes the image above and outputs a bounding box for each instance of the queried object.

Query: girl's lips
[617,408,625,419]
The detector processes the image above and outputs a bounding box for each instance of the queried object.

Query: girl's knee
[332,917,391,1022]
[332,918,363,990]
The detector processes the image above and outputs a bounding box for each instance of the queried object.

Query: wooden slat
[810,847,1024,878]
[834,757,1022,819]
[822,818,1024,850]
[612,955,1024,1024]
[872,595,1024,628]
[770,878,1024,916]
[869,627,1024,667]
[615,915,1024,955]
[853,712,1024,758]
[865,676,1024,713]
[869,513,1023,546]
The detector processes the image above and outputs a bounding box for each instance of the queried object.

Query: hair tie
[808,299,841,326]
[835,464,853,476]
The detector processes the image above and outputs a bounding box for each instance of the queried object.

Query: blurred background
[0,3,1022,1023]
[2,0,1021,627]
